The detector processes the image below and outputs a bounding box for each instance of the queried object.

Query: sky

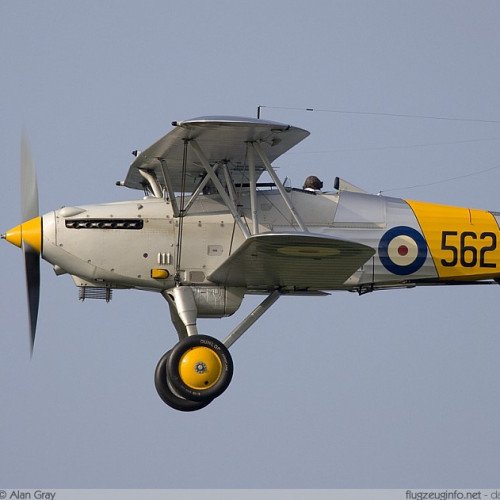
[1,0,500,489]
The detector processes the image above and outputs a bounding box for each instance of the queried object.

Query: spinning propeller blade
[21,132,39,222]
[2,134,42,355]
[24,242,40,355]
[21,134,40,355]
[21,134,40,354]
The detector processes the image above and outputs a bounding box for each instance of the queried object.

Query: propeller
[21,132,39,223]
[21,133,40,355]
[3,134,43,355]
[15,133,41,355]
[24,242,40,355]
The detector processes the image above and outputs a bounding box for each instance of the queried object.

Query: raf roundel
[378,226,428,275]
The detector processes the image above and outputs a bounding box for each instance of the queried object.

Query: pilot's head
[303,175,323,190]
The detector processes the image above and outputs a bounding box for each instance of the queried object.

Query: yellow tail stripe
[406,200,500,280]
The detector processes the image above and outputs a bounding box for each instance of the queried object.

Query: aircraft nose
[2,216,42,254]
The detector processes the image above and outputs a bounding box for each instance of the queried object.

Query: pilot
[303,175,323,192]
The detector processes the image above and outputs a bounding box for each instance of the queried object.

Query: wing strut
[183,164,221,213]
[184,140,309,237]
[222,290,281,348]
[190,140,251,239]
[158,159,180,217]
[221,163,239,211]
[251,142,308,232]
[247,143,259,235]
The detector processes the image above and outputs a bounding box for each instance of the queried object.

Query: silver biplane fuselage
[43,188,433,299]
[5,116,500,411]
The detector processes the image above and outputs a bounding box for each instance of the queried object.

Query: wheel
[154,350,212,412]
[166,335,233,402]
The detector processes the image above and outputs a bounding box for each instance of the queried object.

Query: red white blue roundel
[378,226,428,275]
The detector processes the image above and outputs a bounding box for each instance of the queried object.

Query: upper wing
[207,233,375,290]
[123,116,309,193]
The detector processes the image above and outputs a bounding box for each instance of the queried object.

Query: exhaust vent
[66,219,143,230]
[79,286,113,302]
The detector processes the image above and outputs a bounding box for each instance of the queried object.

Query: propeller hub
[4,216,42,253]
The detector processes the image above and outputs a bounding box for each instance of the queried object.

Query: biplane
[4,116,500,411]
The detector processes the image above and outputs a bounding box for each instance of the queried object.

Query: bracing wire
[288,136,500,156]
[257,105,500,125]
[379,163,500,194]
[257,105,500,193]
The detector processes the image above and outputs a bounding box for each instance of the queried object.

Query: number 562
[441,231,497,268]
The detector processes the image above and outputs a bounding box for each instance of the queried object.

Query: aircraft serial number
[440,231,497,268]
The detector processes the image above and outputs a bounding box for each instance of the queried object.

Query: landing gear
[155,287,281,412]
[154,336,232,411]
[167,335,233,402]
[154,350,212,412]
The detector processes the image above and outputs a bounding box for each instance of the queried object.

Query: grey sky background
[1,0,499,488]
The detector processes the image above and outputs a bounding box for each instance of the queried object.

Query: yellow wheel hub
[178,346,223,390]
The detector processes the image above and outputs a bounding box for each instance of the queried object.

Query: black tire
[154,350,212,412]
[167,335,233,402]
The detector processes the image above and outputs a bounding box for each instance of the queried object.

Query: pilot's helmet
[303,175,323,190]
